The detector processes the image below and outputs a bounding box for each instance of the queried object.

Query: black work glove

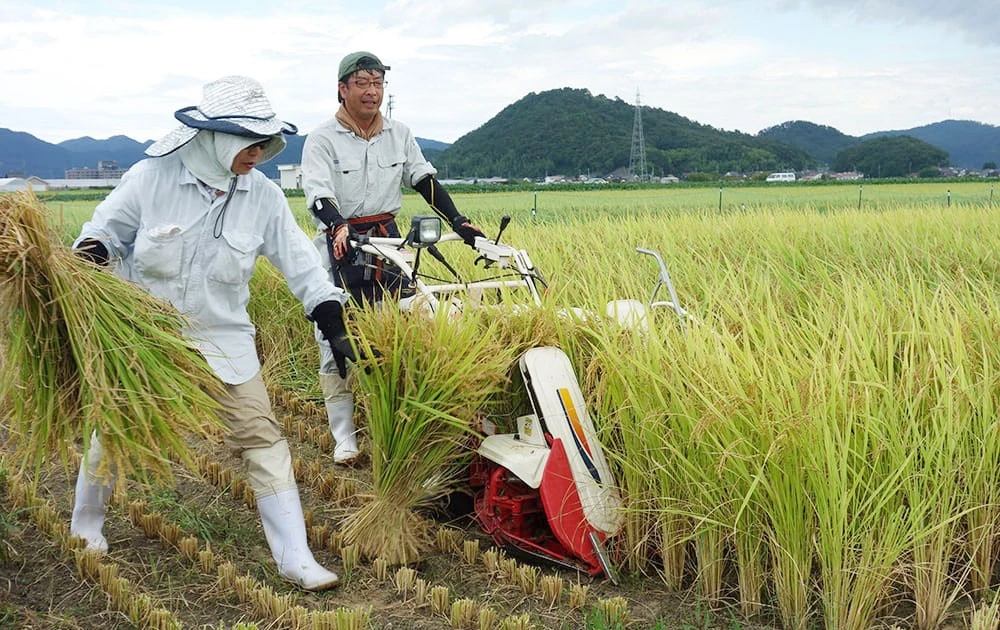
[74,238,110,266]
[451,215,486,247]
[309,300,356,379]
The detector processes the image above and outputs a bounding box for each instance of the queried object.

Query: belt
[347,212,395,237]
[343,213,396,283]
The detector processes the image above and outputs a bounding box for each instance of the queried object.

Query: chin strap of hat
[212,178,239,239]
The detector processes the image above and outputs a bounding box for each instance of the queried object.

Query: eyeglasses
[349,78,387,90]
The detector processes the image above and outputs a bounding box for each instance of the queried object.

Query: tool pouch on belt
[331,213,410,304]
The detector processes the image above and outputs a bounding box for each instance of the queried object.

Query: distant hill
[3,103,998,179]
[0,129,154,179]
[757,121,857,166]
[0,128,447,180]
[58,134,152,157]
[863,120,1000,170]
[835,135,949,178]
[433,88,810,179]
[759,119,999,170]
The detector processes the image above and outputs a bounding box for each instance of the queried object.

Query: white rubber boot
[257,489,340,591]
[70,438,115,553]
[320,372,359,464]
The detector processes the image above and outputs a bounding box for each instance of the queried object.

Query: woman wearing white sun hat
[71,75,356,591]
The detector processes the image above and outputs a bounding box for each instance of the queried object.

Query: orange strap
[347,212,395,232]
[345,213,396,282]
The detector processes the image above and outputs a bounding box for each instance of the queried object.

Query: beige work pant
[216,372,295,497]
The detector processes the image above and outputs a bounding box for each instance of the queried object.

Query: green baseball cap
[338,51,390,81]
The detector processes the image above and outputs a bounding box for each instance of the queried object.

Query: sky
[2,0,998,147]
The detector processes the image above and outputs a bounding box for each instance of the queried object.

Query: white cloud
[793,0,1000,47]
[0,0,997,146]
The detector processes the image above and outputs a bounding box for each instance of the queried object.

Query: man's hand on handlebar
[332,224,367,261]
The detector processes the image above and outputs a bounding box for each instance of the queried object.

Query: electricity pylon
[628,89,649,182]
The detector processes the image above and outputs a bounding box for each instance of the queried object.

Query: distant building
[765,172,796,182]
[45,178,121,189]
[0,176,49,192]
[277,164,302,190]
[66,160,128,179]
[0,177,29,191]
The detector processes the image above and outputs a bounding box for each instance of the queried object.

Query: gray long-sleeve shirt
[301,116,436,229]
[75,153,346,384]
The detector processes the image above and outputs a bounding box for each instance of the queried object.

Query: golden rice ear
[0,191,226,484]
[338,305,528,564]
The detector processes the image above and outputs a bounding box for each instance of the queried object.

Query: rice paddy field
[2,180,1000,629]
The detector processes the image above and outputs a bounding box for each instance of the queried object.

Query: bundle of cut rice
[341,304,571,565]
[0,191,225,481]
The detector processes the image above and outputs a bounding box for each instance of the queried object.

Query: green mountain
[5,98,997,180]
[863,120,1000,170]
[433,88,810,179]
[0,128,437,180]
[760,119,999,170]
[834,135,949,178]
[757,121,857,166]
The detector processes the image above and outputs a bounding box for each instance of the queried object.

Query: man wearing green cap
[301,51,485,464]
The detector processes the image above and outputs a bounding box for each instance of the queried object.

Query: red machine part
[538,437,606,573]
[470,438,606,576]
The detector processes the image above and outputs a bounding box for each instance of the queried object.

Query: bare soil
[0,400,778,630]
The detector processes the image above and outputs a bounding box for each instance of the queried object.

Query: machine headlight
[409,215,441,247]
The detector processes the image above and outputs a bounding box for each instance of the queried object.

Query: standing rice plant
[955,281,1000,598]
[341,304,523,564]
[247,259,319,393]
[759,436,815,630]
[0,191,225,482]
[684,297,816,624]
[593,308,751,606]
[581,225,803,612]
[559,241,696,586]
[804,279,918,630]
[898,287,979,630]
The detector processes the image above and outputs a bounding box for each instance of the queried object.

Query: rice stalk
[969,591,1000,630]
[954,281,1000,597]
[247,258,318,393]
[0,191,225,482]
[342,304,522,563]
[901,290,976,630]
[805,281,918,630]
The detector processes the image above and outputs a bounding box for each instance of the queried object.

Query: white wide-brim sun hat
[146,75,297,159]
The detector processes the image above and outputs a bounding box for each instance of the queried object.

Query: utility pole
[386,94,395,119]
[628,89,648,182]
